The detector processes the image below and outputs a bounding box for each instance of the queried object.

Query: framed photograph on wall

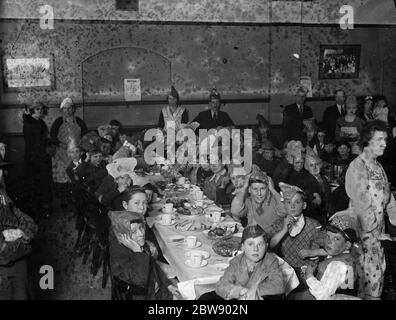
[318,45,361,79]
[2,55,55,91]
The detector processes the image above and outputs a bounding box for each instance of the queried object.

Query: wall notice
[124,78,141,101]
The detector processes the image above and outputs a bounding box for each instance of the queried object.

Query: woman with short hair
[22,102,52,215]
[345,120,396,299]
[50,98,88,206]
[158,86,188,130]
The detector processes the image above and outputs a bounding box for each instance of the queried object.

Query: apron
[52,117,81,183]
[356,159,389,299]
[162,106,185,131]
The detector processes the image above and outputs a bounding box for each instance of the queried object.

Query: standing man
[193,88,234,130]
[322,89,346,141]
[282,86,313,143]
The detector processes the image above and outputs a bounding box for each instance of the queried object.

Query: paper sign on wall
[300,76,313,98]
[124,78,141,101]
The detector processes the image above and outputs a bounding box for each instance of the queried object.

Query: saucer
[161,208,177,214]
[167,235,185,243]
[205,216,225,223]
[185,250,210,259]
[184,259,208,268]
[184,241,202,249]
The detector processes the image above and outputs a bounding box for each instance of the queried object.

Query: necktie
[341,106,345,116]
[213,111,217,121]
[299,105,303,115]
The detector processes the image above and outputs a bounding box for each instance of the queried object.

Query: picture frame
[2,55,55,92]
[318,45,361,79]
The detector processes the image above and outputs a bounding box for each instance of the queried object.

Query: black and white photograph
[319,45,361,79]
[0,0,396,307]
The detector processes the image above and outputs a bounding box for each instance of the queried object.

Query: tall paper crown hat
[168,86,180,103]
[209,88,221,101]
[327,210,358,243]
[278,182,305,201]
[60,97,73,109]
[304,146,322,170]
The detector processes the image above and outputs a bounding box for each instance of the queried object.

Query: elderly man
[193,88,234,130]
[282,86,313,143]
[322,89,346,141]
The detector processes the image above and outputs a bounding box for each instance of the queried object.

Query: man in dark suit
[282,86,313,143]
[193,89,235,130]
[322,89,346,141]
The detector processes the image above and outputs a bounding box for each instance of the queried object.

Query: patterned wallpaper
[0,0,395,24]
[0,20,395,130]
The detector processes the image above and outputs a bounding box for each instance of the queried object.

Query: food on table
[213,238,241,257]
[176,206,191,215]
[175,220,210,232]
[206,223,240,240]
[166,198,189,208]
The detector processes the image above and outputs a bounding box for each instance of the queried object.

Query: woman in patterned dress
[345,120,396,299]
[50,98,88,206]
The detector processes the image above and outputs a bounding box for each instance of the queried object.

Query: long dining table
[146,182,300,300]
[147,188,236,299]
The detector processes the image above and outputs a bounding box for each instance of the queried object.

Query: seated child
[96,158,135,210]
[286,151,310,192]
[296,213,359,300]
[202,156,233,206]
[143,183,158,209]
[100,138,113,163]
[272,140,304,189]
[254,140,279,178]
[313,127,327,158]
[215,225,285,300]
[108,210,181,300]
[66,144,84,183]
[75,148,107,193]
[270,183,325,286]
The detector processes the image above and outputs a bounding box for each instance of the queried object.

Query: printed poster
[124,78,141,101]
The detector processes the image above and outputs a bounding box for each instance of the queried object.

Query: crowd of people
[1,85,396,300]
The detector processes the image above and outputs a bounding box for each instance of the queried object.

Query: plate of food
[175,220,210,232]
[212,238,241,257]
[203,222,242,240]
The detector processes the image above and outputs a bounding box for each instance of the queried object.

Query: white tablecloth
[147,189,299,299]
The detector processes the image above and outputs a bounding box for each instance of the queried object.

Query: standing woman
[22,102,52,216]
[158,86,188,131]
[345,120,396,299]
[50,98,88,207]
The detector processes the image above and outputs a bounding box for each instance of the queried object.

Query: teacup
[163,203,174,213]
[211,211,222,222]
[190,252,203,267]
[161,214,173,225]
[177,177,186,185]
[195,200,204,207]
[195,190,204,200]
[185,236,197,248]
